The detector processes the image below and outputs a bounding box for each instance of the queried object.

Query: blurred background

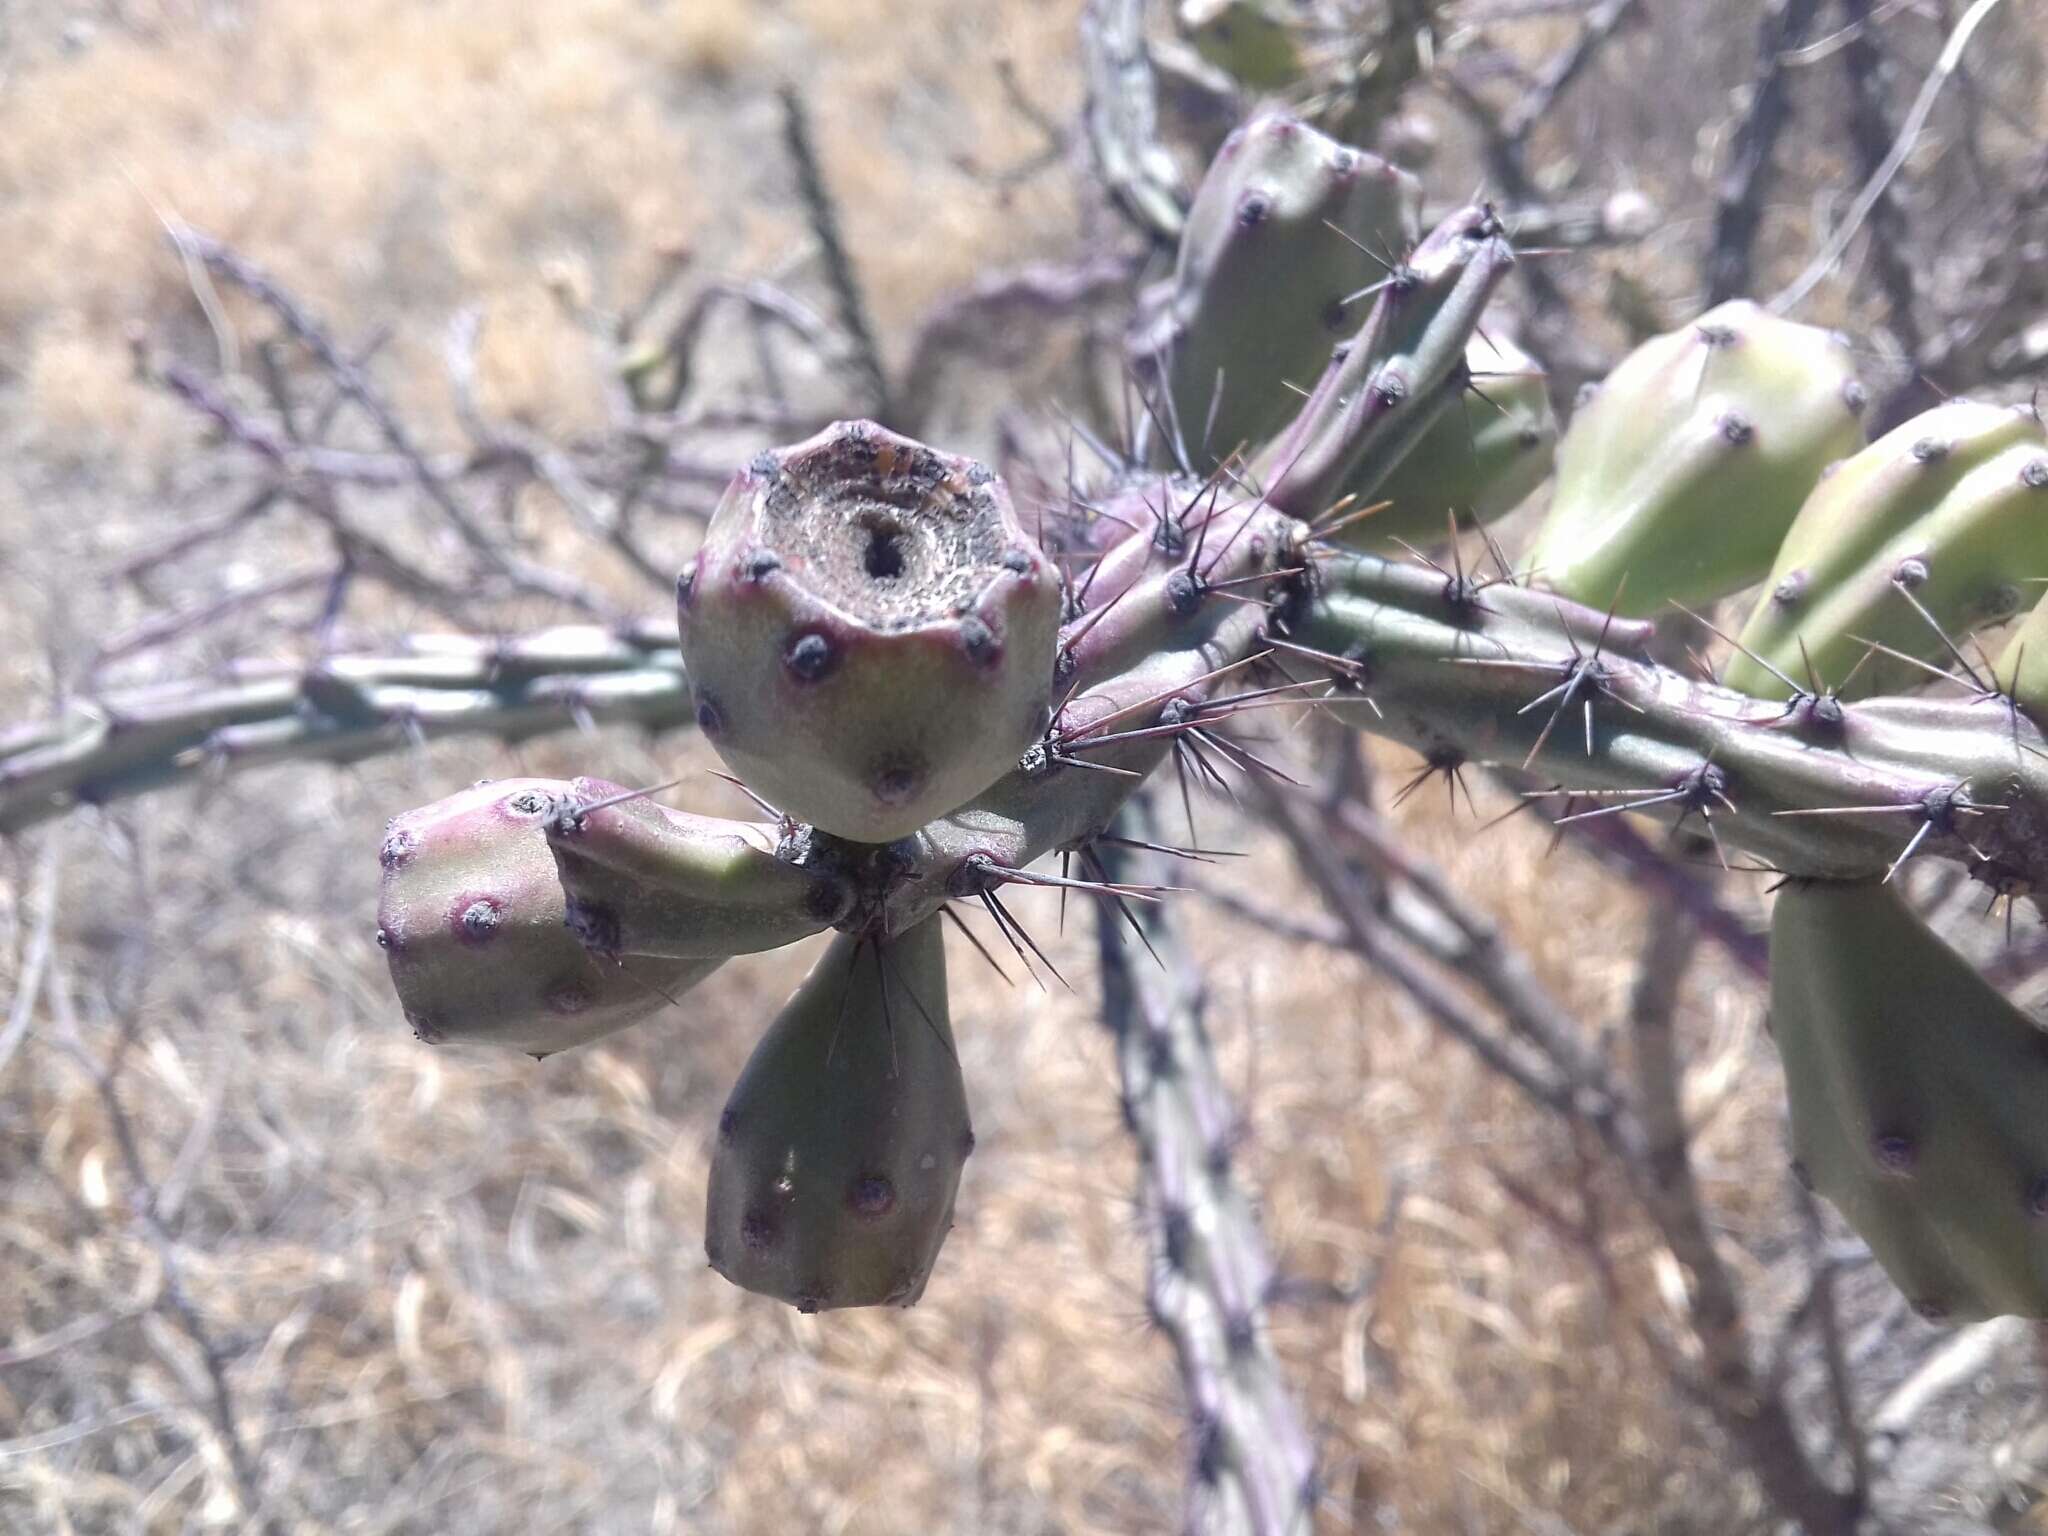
[2,1,2047,1531]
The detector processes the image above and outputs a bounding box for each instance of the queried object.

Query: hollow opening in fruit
[861,517,908,581]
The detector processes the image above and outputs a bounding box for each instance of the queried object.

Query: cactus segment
[1995,585,2048,721]
[1249,203,1517,519]
[704,915,971,1311]
[1326,330,1557,551]
[377,778,720,1056]
[677,420,1063,844]
[1134,113,1421,464]
[1725,402,2048,700]
[1529,300,1867,617]
[1176,0,1306,90]
[1770,877,2048,1322]
[543,776,847,960]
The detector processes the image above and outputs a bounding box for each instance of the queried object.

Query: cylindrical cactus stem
[1275,552,2048,892]
[1725,400,2048,701]
[1771,876,2048,1321]
[677,419,1063,844]
[1131,110,1420,462]
[1249,203,1517,519]
[704,914,972,1312]
[1528,299,1868,617]
[1093,829,1318,1534]
[543,776,850,960]
[376,778,722,1057]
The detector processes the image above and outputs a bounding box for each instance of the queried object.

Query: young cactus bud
[677,421,1062,844]
[377,779,721,1057]
[1330,330,1557,552]
[705,916,971,1311]
[1529,300,1867,617]
[544,777,849,960]
[1133,113,1421,464]
[1725,402,2048,700]
[1771,877,2048,1323]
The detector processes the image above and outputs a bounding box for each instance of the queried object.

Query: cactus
[1132,112,1421,464]
[1770,877,2048,1323]
[216,122,2048,1324]
[676,420,1063,844]
[1328,329,1557,552]
[543,775,849,960]
[704,915,971,1311]
[376,779,723,1057]
[1726,401,2048,700]
[1176,0,1306,90]
[1529,300,1868,616]
[1249,201,1517,518]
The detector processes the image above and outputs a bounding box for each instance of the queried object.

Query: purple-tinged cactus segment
[1133,111,1421,463]
[1340,330,1557,551]
[678,420,1063,844]
[1249,203,1515,520]
[376,778,720,1057]
[1771,877,2048,1321]
[543,776,850,961]
[704,914,970,1311]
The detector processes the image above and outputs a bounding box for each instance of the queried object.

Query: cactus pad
[678,420,1062,844]
[705,916,971,1311]
[1530,300,1867,617]
[1770,877,2048,1322]
[1727,401,2048,700]
[1134,113,1421,465]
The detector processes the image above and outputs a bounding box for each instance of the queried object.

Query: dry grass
[3,1,2047,1533]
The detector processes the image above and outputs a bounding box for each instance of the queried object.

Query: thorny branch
[1094,822,1320,1536]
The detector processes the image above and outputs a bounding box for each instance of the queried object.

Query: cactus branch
[1081,0,1187,244]
[1093,824,1318,1536]
[0,626,690,835]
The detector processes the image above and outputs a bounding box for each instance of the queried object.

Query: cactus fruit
[1770,877,2048,1322]
[705,916,971,1311]
[1328,330,1557,551]
[1529,300,1867,617]
[1250,202,1516,518]
[377,779,721,1056]
[677,420,1063,845]
[1133,113,1421,465]
[1725,402,2048,701]
[1176,0,1305,90]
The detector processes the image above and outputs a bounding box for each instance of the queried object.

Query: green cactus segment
[1995,587,2048,722]
[1726,402,2048,701]
[376,778,721,1056]
[1329,330,1557,552]
[677,420,1063,845]
[1250,203,1516,520]
[1136,113,1421,463]
[1770,877,2048,1322]
[543,776,846,960]
[1177,0,1306,89]
[1274,551,2048,884]
[1529,300,1867,618]
[704,916,971,1312]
